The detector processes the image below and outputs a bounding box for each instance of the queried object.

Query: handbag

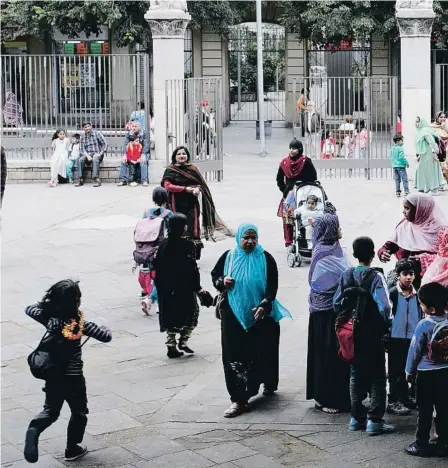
[214,250,234,320]
[28,330,90,381]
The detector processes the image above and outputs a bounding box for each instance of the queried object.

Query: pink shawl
[389,193,446,253]
[421,226,448,288]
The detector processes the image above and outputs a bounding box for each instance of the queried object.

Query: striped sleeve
[83,321,112,343]
[25,304,46,325]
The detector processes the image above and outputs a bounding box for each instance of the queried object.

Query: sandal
[404,442,430,457]
[224,402,247,418]
[314,404,340,414]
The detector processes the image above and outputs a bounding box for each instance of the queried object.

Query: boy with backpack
[24,280,112,463]
[405,282,448,457]
[334,237,395,435]
[135,187,172,315]
[387,259,423,416]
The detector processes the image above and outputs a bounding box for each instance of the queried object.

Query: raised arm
[83,321,112,343]
[25,304,47,326]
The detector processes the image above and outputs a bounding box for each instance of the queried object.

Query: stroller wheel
[287,253,296,268]
[296,253,303,267]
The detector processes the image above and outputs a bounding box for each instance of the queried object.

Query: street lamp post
[256,0,266,157]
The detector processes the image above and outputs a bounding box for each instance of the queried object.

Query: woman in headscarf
[378,193,446,285]
[306,214,351,414]
[432,111,448,188]
[161,146,232,254]
[153,213,211,359]
[211,223,291,418]
[277,139,317,251]
[414,116,444,195]
[417,226,448,288]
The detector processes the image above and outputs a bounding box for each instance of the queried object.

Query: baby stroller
[287,181,336,268]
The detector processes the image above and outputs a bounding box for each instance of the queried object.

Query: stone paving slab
[2,125,448,467]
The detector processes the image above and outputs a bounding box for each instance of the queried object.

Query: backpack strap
[361,268,378,292]
[389,287,399,317]
[344,267,356,288]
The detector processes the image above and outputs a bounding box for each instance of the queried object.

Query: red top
[126,143,142,162]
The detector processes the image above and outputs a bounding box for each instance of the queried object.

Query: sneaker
[178,344,194,354]
[69,178,74,184]
[404,441,430,457]
[366,419,395,435]
[404,191,410,196]
[396,192,401,197]
[141,297,152,316]
[167,347,184,359]
[65,444,88,462]
[24,427,39,463]
[439,186,444,192]
[93,178,102,187]
[387,401,411,416]
[75,178,84,187]
[129,181,138,187]
[117,181,127,187]
[348,417,366,431]
[142,182,149,187]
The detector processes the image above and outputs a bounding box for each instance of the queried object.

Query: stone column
[145,4,191,162]
[396,1,435,156]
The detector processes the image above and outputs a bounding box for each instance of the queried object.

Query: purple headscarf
[308,214,348,313]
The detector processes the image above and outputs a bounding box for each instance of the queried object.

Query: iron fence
[165,77,223,181]
[292,76,399,179]
[1,54,151,158]
[434,64,448,114]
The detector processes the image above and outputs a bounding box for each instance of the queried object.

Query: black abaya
[306,309,351,411]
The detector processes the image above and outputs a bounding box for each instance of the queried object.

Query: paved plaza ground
[1,125,447,467]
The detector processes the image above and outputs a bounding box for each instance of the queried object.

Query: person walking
[307,214,351,414]
[276,139,317,251]
[76,123,107,187]
[23,280,112,463]
[153,213,211,358]
[297,88,310,138]
[390,134,409,197]
[414,116,444,195]
[211,223,291,418]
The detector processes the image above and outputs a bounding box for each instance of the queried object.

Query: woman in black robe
[161,146,232,250]
[153,213,208,359]
[211,223,291,418]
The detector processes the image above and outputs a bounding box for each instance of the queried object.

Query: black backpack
[336,268,387,361]
[28,330,89,380]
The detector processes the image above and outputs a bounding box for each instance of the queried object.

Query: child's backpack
[133,211,170,268]
[335,268,385,363]
[428,318,448,363]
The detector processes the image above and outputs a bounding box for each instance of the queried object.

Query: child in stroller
[287,182,336,267]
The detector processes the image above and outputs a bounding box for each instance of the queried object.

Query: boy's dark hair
[153,187,168,207]
[72,133,81,141]
[353,236,375,263]
[418,282,448,316]
[393,134,403,144]
[81,122,91,128]
[395,259,415,276]
[306,194,318,204]
[39,279,81,321]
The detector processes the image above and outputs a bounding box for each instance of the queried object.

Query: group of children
[335,236,448,457]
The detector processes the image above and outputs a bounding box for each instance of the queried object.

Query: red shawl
[280,155,306,179]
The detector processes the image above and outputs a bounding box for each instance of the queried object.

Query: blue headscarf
[308,214,349,313]
[224,223,291,330]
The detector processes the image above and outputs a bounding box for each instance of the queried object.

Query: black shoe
[75,178,84,187]
[65,444,88,461]
[167,347,184,359]
[404,441,430,457]
[24,428,39,463]
[178,344,194,354]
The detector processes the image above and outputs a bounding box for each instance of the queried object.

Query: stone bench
[6,159,165,184]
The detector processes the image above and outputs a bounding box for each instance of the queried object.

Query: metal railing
[1,54,151,159]
[165,77,223,181]
[434,64,448,114]
[292,76,399,179]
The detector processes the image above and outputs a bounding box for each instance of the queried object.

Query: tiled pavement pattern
[2,125,447,467]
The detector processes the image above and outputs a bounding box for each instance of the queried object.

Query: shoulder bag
[214,250,234,320]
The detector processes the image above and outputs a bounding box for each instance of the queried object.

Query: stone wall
[6,159,164,184]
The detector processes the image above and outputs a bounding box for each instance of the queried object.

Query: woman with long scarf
[306,214,351,414]
[161,146,232,255]
[276,139,317,250]
[432,111,448,188]
[417,226,448,288]
[153,213,211,359]
[414,116,444,195]
[211,223,291,418]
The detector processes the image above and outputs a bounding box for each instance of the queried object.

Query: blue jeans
[119,153,148,183]
[66,160,77,180]
[393,167,409,193]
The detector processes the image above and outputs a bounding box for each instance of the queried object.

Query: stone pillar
[145,3,191,162]
[396,1,435,156]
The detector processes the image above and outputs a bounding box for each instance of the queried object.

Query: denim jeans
[119,162,138,183]
[77,154,102,179]
[350,361,386,423]
[393,167,409,193]
[28,375,88,449]
[119,154,148,183]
